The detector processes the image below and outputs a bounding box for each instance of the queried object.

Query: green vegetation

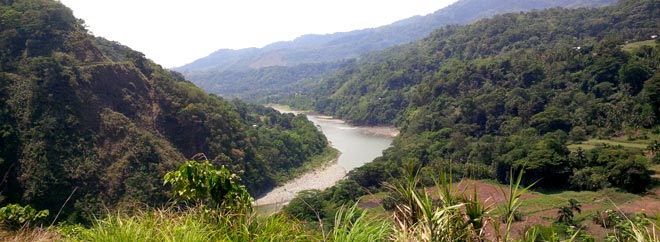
[0,204,49,230]
[275,1,660,239]
[163,158,252,212]
[568,138,650,151]
[59,208,313,242]
[1,159,659,241]
[277,147,340,183]
[57,158,311,242]
[622,39,659,52]
[0,0,329,223]
[268,0,660,209]
[179,0,616,104]
[2,0,660,240]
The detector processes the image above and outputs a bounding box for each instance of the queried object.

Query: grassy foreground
[2,164,659,242]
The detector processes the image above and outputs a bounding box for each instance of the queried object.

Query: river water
[254,111,395,208]
[306,115,395,171]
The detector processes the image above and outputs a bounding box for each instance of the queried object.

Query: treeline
[346,0,659,193]
[0,0,328,223]
[282,0,660,221]
[288,0,660,126]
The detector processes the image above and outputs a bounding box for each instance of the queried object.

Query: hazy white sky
[59,0,458,68]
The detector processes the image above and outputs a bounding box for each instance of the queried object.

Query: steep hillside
[0,0,328,222]
[272,3,660,238]
[283,0,660,210]
[304,0,660,125]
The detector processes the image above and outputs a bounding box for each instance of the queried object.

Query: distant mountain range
[175,0,616,101]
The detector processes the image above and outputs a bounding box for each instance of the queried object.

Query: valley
[255,107,396,210]
[1,0,660,241]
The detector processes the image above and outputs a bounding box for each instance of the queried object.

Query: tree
[556,199,581,225]
[557,206,574,224]
[163,155,253,212]
[284,189,328,222]
[568,199,582,214]
[607,155,652,193]
[618,61,651,95]
[642,74,660,123]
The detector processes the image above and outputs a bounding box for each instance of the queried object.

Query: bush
[592,209,622,228]
[0,204,49,230]
[381,194,398,211]
[607,155,652,193]
[569,167,610,191]
[163,157,253,212]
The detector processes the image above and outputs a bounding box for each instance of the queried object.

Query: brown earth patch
[618,197,660,215]
[453,180,537,207]
[359,200,381,209]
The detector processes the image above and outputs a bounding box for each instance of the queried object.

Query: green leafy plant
[556,199,581,225]
[163,156,253,212]
[386,166,493,241]
[606,212,660,242]
[0,204,49,230]
[498,168,536,241]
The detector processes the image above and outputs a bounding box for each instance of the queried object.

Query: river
[254,110,396,209]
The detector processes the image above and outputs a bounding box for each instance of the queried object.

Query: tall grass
[0,227,59,242]
[332,203,392,242]
[61,207,312,242]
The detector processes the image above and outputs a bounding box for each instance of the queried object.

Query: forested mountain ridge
[178,0,615,72]
[300,0,660,126]
[279,1,660,233]
[0,0,328,222]
[176,0,615,103]
[304,0,660,193]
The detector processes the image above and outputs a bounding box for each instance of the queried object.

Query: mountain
[276,0,660,232]
[175,0,616,103]
[178,0,616,72]
[299,0,660,192]
[0,0,328,222]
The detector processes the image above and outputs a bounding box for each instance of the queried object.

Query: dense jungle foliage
[279,0,660,224]
[0,0,329,223]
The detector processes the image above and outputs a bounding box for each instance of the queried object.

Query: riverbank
[273,147,339,184]
[254,156,345,206]
[255,104,396,210]
[268,104,400,138]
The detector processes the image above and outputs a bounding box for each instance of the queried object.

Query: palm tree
[557,199,581,225]
[568,198,582,214]
[557,206,574,224]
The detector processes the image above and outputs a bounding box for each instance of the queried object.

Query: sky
[59,0,459,68]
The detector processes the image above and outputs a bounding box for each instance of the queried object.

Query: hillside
[2,0,660,240]
[176,0,615,103]
[277,0,660,234]
[304,0,660,187]
[0,0,329,222]
[299,0,660,125]
[178,0,615,72]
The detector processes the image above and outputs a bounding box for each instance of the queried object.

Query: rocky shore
[254,160,346,206]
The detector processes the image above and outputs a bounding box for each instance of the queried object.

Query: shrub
[0,204,49,230]
[592,209,622,228]
[163,157,252,212]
